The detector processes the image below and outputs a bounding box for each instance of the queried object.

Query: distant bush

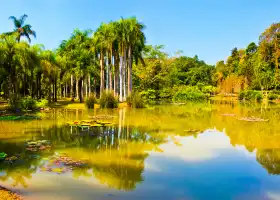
[268,93,279,101]
[36,99,49,109]
[21,96,37,110]
[238,90,263,101]
[159,88,173,99]
[172,86,209,102]
[201,85,217,95]
[85,94,97,109]
[99,90,118,108]
[127,91,145,108]
[8,94,21,111]
[140,89,157,104]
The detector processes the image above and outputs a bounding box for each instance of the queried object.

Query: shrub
[159,88,173,99]
[201,85,217,95]
[140,89,157,104]
[21,96,37,110]
[99,90,118,108]
[238,90,263,101]
[268,93,278,101]
[127,91,145,108]
[36,99,49,109]
[172,86,208,102]
[8,94,21,111]
[85,94,97,109]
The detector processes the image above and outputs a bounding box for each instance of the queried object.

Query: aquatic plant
[172,86,208,102]
[99,91,118,108]
[85,94,97,109]
[127,91,145,108]
[238,90,263,101]
[0,152,7,160]
[21,96,37,110]
[36,99,49,109]
[0,115,40,121]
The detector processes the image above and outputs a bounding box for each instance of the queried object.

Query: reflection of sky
[2,130,280,199]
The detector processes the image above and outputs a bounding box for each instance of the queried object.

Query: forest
[1,14,280,109]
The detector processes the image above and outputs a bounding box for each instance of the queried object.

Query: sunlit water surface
[1,101,280,200]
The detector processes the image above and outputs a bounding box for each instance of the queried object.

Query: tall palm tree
[126,17,146,94]
[7,14,36,43]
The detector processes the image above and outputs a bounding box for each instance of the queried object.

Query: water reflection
[1,103,280,199]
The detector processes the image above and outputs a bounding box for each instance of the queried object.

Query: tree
[7,14,36,43]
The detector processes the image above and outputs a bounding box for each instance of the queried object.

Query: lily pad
[0,152,7,160]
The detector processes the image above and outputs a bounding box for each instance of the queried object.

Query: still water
[1,101,280,200]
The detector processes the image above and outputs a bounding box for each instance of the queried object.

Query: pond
[1,101,280,200]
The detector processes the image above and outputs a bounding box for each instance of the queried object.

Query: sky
[0,0,279,65]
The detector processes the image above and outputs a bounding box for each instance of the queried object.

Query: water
[1,102,280,199]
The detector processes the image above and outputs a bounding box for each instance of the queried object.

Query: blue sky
[0,0,279,65]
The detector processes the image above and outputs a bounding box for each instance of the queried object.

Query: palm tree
[126,17,146,94]
[7,14,36,43]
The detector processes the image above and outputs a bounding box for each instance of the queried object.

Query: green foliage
[85,94,97,109]
[0,152,7,160]
[0,115,40,121]
[268,93,279,101]
[238,90,263,101]
[172,86,209,102]
[36,99,49,109]
[140,89,157,104]
[21,96,37,110]
[7,94,21,111]
[127,91,145,108]
[99,91,118,108]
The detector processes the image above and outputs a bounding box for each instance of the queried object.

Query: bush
[85,94,97,109]
[99,90,118,108]
[172,86,209,102]
[140,89,157,104]
[21,96,37,110]
[201,85,217,95]
[159,88,173,99]
[268,93,279,101]
[36,99,49,109]
[127,91,145,108]
[238,90,263,101]
[8,94,21,111]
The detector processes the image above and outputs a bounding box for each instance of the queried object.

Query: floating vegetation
[67,119,114,127]
[184,129,201,133]
[0,115,41,121]
[25,140,52,152]
[39,154,87,174]
[0,152,7,160]
[221,113,236,117]
[0,186,23,200]
[237,117,269,122]
[88,115,115,120]
[5,156,18,162]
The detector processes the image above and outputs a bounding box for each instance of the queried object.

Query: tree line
[1,14,279,104]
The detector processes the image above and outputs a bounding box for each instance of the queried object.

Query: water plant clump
[0,115,41,121]
[25,140,52,152]
[0,152,7,160]
[99,91,118,108]
[127,91,145,108]
[85,94,97,109]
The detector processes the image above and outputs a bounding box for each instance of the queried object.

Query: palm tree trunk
[88,74,91,96]
[76,76,79,99]
[119,56,123,102]
[100,51,104,94]
[81,78,84,100]
[123,48,127,101]
[65,82,68,98]
[109,56,113,91]
[79,78,83,103]
[71,74,74,101]
[106,57,109,90]
[85,76,88,98]
[128,45,132,94]
[114,54,119,96]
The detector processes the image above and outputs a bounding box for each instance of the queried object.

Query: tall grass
[99,90,118,108]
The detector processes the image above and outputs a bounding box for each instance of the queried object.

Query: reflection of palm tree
[257,149,280,175]
[0,166,36,188]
